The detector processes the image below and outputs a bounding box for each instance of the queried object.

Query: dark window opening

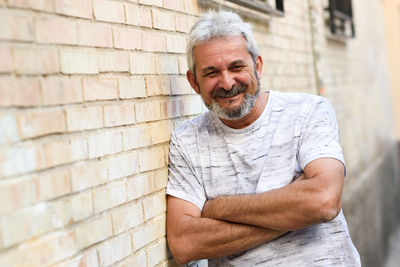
[225,0,285,16]
[327,0,355,38]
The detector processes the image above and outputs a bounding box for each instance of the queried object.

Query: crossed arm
[166,158,345,264]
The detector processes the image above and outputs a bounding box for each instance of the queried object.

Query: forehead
[193,35,251,68]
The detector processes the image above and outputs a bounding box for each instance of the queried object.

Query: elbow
[318,195,341,222]
[167,235,193,265]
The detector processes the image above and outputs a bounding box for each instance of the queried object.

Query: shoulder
[271,91,330,115]
[272,91,326,106]
[171,111,213,143]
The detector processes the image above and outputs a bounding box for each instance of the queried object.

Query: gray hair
[186,10,259,74]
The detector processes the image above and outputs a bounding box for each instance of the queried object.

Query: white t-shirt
[167,91,361,266]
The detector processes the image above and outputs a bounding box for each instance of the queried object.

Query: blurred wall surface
[382,0,400,141]
[0,0,398,266]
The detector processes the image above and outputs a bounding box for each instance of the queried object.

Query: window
[225,0,285,16]
[327,0,355,38]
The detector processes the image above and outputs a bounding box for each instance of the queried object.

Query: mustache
[210,84,248,99]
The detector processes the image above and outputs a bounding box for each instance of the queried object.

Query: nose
[218,70,235,90]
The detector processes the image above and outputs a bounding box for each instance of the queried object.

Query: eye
[231,65,245,72]
[204,71,218,77]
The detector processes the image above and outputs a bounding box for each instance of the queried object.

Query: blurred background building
[0,0,399,266]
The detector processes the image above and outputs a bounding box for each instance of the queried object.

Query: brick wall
[0,0,397,266]
[0,0,203,266]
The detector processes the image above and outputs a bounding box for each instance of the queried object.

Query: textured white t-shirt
[167,91,360,266]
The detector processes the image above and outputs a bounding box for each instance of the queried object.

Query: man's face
[187,35,263,120]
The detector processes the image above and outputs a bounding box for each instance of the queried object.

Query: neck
[219,91,269,129]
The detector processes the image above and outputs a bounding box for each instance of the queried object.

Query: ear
[187,70,200,94]
[255,55,263,78]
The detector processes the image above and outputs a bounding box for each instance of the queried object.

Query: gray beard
[204,87,260,120]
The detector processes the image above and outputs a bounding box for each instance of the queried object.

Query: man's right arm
[167,196,286,264]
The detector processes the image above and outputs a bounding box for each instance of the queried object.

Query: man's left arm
[202,157,344,231]
[202,97,345,231]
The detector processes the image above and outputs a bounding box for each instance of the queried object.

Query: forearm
[202,177,341,231]
[167,214,285,264]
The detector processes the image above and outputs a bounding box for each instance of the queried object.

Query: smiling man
[166,10,360,266]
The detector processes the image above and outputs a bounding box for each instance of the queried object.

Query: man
[166,10,361,266]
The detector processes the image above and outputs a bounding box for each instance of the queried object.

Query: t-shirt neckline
[210,90,273,134]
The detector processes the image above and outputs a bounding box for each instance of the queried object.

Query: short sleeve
[166,133,207,210]
[298,98,345,171]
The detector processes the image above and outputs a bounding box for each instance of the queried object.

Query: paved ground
[384,225,400,267]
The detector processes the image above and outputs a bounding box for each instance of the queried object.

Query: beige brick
[66,106,103,131]
[135,101,161,122]
[0,230,77,267]
[152,8,175,31]
[184,0,200,15]
[145,75,170,96]
[0,144,46,178]
[122,125,151,150]
[36,16,77,45]
[160,100,181,119]
[130,53,156,74]
[98,50,130,72]
[41,77,83,106]
[77,21,113,48]
[51,191,93,227]
[156,54,179,74]
[0,112,19,145]
[98,233,132,266]
[125,2,140,26]
[129,251,147,267]
[94,0,125,23]
[132,220,159,250]
[0,47,13,73]
[104,103,136,127]
[175,14,194,33]
[112,202,144,234]
[75,215,112,250]
[107,151,139,180]
[170,76,193,95]
[60,49,98,74]
[113,27,142,50]
[70,160,107,191]
[163,0,185,12]
[119,77,147,99]
[147,239,168,267]
[93,181,127,213]
[55,249,98,267]
[139,6,152,28]
[0,203,53,248]
[0,11,33,41]
[0,176,33,213]
[154,213,166,236]
[153,168,168,191]
[126,173,154,200]
[0,78,41,107]
[31,168,70,202]
[142,191,166,221]
[178,55,188,74]
[54,0,93,19]
[8,0,54,11]
[150,120,173,144]
[138,146,165,172]
[142,31,166,52]
[88,130,122,158]
[44,137,87,167]
[83,78,118,101]
[18,109,66,139]
[13,47,59,75]
[139,0,162,6]
[166,34,186,53]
